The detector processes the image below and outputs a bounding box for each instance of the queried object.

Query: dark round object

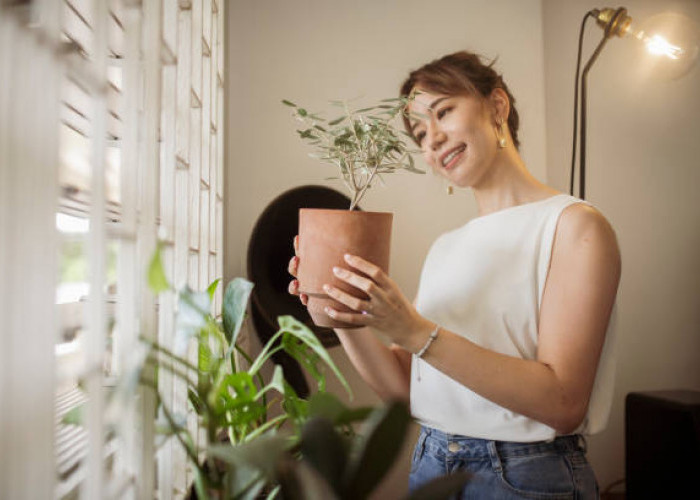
[247,185,356,395]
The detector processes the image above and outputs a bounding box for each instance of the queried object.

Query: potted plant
[282,96,424,328]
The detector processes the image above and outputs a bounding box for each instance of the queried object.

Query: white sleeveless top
[410,194,618,442]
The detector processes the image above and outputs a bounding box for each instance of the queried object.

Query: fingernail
[324,307,334,316]
[322,284,330,293]
[344,254,352,262]
[333,266,341,275]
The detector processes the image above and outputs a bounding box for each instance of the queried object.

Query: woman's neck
[470,150,559,218]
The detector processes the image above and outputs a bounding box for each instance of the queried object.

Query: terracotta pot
[297,208,392,329]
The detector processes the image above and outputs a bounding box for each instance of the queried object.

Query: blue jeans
[408,426,600,499]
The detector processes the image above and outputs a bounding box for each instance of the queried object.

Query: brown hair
[400,51,521,149]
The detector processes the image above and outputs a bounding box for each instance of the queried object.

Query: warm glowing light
[645,34,683,59]
[626,12,700,80]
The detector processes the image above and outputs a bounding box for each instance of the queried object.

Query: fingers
[287,255,299,277]
[288,278,299,296]
[289,236,306,305]
[324,306,369,326]
[323,284,372,313]
[342,254,388,286]
[332,265,380,297]
[287,278,308,305]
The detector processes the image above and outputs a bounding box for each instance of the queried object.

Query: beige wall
[542,0,700,491]
[225,0,548,496]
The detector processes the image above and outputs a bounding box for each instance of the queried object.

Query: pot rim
[299,207,393,216]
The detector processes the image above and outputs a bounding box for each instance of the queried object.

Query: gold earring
[496,119,507,148]
[446,185,454,195]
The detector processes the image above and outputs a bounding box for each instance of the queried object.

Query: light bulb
[595,8,700,80]
[627,12,700,80]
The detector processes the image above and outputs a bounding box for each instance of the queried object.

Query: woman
[288,51,620,499]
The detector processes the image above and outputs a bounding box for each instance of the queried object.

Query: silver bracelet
[416,325,440,358]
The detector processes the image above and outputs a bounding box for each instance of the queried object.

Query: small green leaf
[206,278,220,301]
[62,403,85,426]
[188,387,205,415]
[222,278,254,346]
[297,108,308,117]
[147,243,170,293]
[282,99,297,107]
[328,116,346,126]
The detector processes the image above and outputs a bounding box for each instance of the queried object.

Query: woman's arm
[325,204,621,434]
[333,329,411,402]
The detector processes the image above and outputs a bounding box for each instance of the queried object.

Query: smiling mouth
[441,145,466,169]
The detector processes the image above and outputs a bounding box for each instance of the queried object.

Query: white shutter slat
[190,0,202,103]
[201,53,211,186]
[162,0,178,64]
[136,1,163,498]
[188,106,201,250]
[209,131,217,253]
[176,7,192,168]
[81,0,110,496]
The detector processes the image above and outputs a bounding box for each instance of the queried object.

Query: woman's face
[408,89,499,188]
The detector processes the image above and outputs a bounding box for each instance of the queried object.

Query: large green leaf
[307,392,347,422]
[222,278,254,346]
[277,457,340,500]
[212,372,265,426]
[208,434,289,479]
[306,392,372,427]
[342,400,411,499]
[277,316,352,398]
[299,417,348,494]
[404,471,472,500]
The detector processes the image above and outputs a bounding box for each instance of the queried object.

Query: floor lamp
[570,7,699,200]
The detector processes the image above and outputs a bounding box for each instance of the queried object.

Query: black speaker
[625,390,700,499]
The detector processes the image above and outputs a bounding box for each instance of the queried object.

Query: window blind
[0,0,225,498]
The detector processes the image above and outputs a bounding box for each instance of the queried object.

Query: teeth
[442,145,465,166]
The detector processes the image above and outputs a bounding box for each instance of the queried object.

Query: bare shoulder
[559,202,613,232]
[556,203,620,261]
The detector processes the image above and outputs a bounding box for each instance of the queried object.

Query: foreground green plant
[65,245,470,499]
[283,96,424,210]
[143,245,375,499]
[274,400,472,500]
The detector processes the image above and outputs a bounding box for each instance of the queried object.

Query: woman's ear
[489,88,510,123]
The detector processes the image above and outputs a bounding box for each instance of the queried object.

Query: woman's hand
[287,235,308,306]
[323,254,433,351]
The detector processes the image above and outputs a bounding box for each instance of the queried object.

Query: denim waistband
[418,426,587,460]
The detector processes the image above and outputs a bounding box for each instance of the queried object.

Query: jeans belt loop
[487,441,503,474]
[415,427,429,461]
[577,434,588,453]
